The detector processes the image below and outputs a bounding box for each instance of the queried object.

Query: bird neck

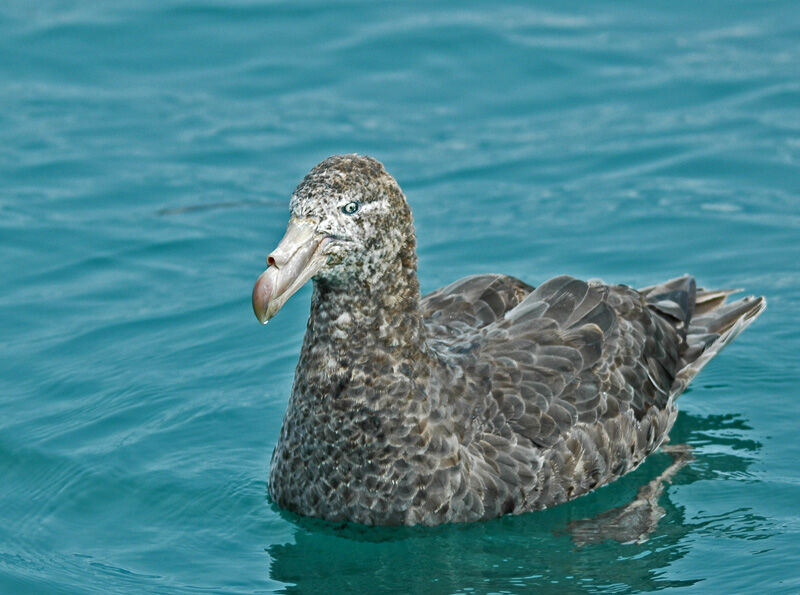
[305,249,426,361]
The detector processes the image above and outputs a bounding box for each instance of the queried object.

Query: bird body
[253,155,765,526]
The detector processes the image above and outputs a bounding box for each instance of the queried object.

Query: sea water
[1,1,799,593]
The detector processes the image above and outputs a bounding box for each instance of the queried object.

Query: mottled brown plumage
[254,154,765,526]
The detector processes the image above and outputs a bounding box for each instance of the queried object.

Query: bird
[252,154,765,527]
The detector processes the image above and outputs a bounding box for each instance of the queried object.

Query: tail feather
[692,296,764,335]
[641,275,765,397]
[694,288,742,315]
[641,274,696,328]
[671,292,766,395]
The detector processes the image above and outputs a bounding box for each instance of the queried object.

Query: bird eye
[341,201,360,215]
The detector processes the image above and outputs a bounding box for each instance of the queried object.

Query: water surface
[1,1,799,593]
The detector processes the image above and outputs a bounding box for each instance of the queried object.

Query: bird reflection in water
[563,444,694,546]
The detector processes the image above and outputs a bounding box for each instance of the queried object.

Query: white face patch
[283,156,414,286]
[352,199,390,214]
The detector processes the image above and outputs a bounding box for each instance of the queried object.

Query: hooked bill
[252,219,328,323]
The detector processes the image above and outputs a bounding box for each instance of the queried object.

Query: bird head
[252,154,414,323]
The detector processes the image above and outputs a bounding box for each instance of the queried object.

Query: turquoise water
[1,1,799,592]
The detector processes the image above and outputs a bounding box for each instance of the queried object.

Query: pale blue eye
[341,201,360,215]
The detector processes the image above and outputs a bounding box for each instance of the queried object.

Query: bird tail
[640,276,766,397]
